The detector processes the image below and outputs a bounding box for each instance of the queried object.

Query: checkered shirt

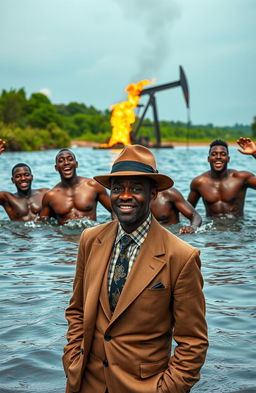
[107,214,152,293]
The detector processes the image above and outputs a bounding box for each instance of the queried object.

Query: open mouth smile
[118,204,135,213]
[214,161,224,167]
[63,167,73,174]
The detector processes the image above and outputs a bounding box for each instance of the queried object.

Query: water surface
[0,146,255,392]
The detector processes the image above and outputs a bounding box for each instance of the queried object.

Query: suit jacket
[63,217,208,393]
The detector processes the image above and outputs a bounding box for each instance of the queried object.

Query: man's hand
[179,225,197,234]
[237,137,256,156]
[0,139,6,154]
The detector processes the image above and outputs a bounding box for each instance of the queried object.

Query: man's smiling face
[110,176,157,233]
[12,166,33,192]
[55,151,78,179]
[208,145,230,172]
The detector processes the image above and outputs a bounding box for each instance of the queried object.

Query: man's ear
[55,164,58,172]
[11,177,14,184]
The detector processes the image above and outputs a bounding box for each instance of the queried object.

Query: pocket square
[151,281,165,289]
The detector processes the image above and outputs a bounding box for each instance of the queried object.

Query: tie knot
[120,235,133,248]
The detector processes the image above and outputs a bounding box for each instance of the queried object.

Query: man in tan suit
[63,145,208,393]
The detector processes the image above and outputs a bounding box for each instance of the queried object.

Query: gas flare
[102,79,154,148]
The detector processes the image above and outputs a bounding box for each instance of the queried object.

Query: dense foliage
[0,88,253,151]
[0,88,70,151]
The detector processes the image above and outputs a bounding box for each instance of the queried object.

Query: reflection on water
[0,147,256,392]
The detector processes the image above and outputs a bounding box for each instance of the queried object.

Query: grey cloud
[113,0,181,81]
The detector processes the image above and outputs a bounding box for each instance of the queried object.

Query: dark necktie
[109,235,133,313]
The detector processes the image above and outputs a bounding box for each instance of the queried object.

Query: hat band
[111,160,158,174]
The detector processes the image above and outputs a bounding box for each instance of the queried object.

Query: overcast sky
[0,0,255,126]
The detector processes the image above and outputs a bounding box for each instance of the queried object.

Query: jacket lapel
[99,257,112,321]
[108,218,168,327]
[85,222,118,322]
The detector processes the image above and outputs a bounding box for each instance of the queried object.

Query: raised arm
[243,171,256,190]
[0,139,6,154]
[236,138,256,188]
[0,140,8,205]
[169,188,202,234]
[0,191,8,206]
[237,137,256,158]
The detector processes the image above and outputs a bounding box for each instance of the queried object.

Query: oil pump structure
[131,65,190,147]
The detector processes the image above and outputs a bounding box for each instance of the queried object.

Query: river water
[0,146,255,393]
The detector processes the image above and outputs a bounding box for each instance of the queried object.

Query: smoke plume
[113,0,181,81]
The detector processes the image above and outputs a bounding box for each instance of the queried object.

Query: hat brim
[94,171,173,191]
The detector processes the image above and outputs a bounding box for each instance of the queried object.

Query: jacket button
[102,359,108,367]
[104,334,112,341]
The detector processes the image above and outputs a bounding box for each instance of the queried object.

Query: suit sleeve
[62,231,87,375]
[160,249,208,393]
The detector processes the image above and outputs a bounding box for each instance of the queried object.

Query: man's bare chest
[50,189,97,213]
[200,179,245,203]
[7,195,41,217]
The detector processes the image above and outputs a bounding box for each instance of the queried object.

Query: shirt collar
[115,214,152,246]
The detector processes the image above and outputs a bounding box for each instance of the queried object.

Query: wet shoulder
[157,187,183,203]
[167,187,184,200]
[80,177,106,191]
[191,171,210,185]
[43,185,61,198]
[35,187,49,194]
[229,169,255,180]
[0,190,16,201]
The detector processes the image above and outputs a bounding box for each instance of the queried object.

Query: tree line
[0,88,254,151]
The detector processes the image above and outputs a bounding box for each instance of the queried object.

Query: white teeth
[120,205,133,209]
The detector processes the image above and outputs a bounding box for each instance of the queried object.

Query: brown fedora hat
[94,144,173,191]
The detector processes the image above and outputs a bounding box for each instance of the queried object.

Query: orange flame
[102,79,154,148]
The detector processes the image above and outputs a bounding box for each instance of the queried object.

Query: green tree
[0,88,27,125]
[27,104,63,128]
[26,92,51,114]
[72,113,111,135]
[55,101,100,116]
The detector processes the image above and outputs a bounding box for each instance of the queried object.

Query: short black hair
[209,139,229,154]
[12,163,32,176]
[55,149,76,163]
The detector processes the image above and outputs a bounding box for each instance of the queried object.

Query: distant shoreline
[71,140,238,148]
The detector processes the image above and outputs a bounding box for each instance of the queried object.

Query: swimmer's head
[12,163,32,176]
[55,149,76,163]
[209,139,229,154]
[55,149,78,179]
[11,163,33,192]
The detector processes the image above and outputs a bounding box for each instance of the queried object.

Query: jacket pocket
[140,359,167,379]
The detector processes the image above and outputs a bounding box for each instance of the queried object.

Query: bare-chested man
[0,139,49,221]
[150,187,202,233]
[188,139,256,217]
[39,149,112,224]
